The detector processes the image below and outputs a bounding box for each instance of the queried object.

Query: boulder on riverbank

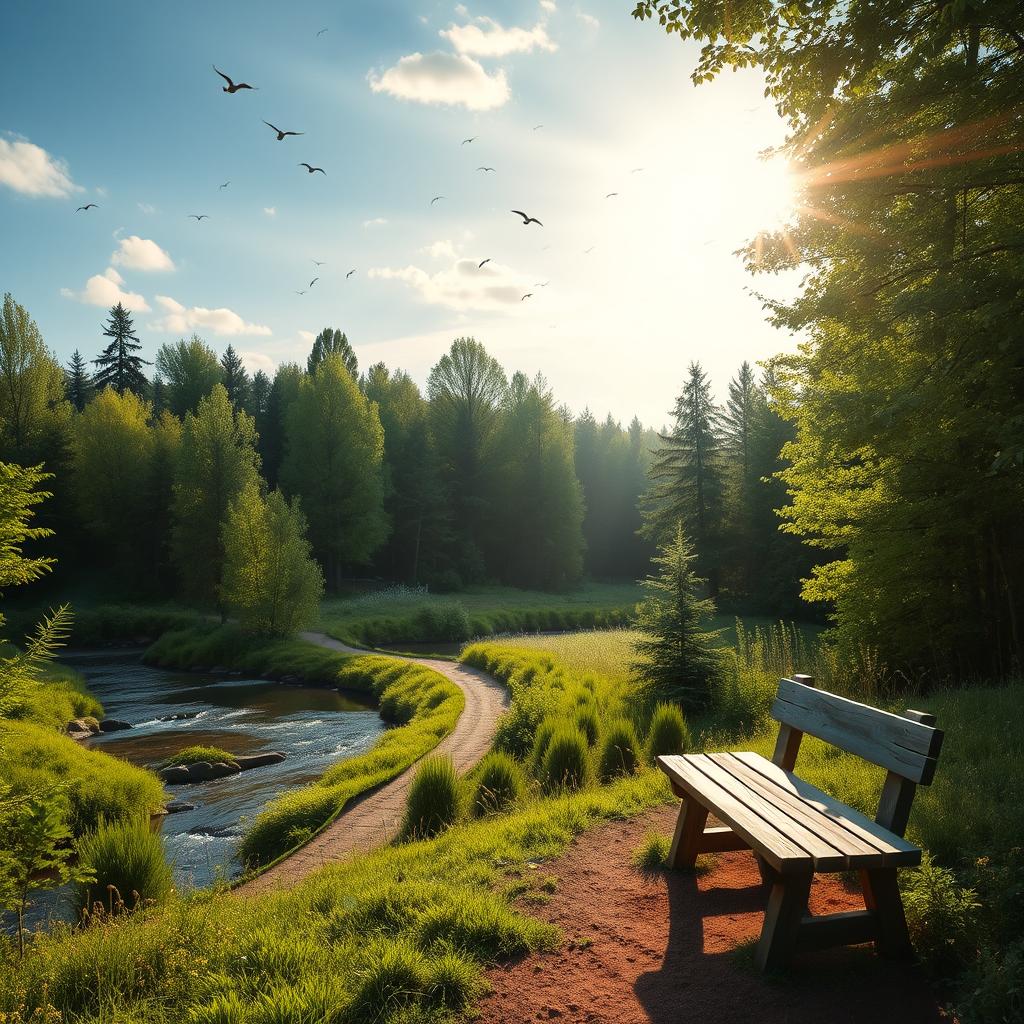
[159,750,286,784]
[67,717,100,741]
[99,718,132,732]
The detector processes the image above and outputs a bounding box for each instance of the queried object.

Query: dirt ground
[478,806,949,1024]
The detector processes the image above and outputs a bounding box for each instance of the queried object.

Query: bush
[158,745,237,769]
[646,702,691,759]
[958,938,1024,1024]
[402,755,463,840]
[540,725,590,793]
[598,718,643,782]
[472,752,527,817]
[902,853,980,975]
[412,601,472,643]
[74,817,173,915]
[530,716,560,772]
[573,705,601,746]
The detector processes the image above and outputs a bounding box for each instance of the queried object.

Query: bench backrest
[770,674,944,836]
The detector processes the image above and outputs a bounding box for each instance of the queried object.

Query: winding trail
[237,632,507,896]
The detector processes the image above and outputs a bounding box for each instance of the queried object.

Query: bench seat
[659,752,921,875]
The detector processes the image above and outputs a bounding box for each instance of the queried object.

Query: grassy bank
[319,582,643,648]
[141,624,466,868]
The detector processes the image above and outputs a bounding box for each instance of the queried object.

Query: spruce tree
[64,350,93,412]
[220,344,250,411]
[248,369,271,419]
[93,302,150,397]
[631,521,723,711]
[306,328,357,378]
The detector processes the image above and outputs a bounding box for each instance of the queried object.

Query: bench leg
[667,797,709,869]
[754,871,813,972]
[860,867,912,958]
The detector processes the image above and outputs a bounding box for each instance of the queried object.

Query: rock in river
[99,718,132,732]
[159,751,286,784]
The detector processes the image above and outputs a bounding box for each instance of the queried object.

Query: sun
[730,156,798,235]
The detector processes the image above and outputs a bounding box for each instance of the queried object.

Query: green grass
[0,643,102,729]
[158,745,238,769]
[318,582,644,648]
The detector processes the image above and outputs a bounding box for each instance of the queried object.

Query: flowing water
[67,650,385,889]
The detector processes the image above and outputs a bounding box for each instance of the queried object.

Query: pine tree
[306,328,357,378]
[93,303,150,397]
[641,361,724,592]
[248,369,271,419]
[64,350,93,412]
[631,521,723,711]
[220,344,250,411]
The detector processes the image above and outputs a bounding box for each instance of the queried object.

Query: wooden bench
[657,674,944,971]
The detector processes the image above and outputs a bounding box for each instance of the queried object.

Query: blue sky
[1,0,799,428]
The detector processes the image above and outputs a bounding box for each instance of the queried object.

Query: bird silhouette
[535,281,550,287]
[189,214,209,221]
[316,27,328,36]
[511,209,543,226]
[430,195,445,205]
[521,293,533,301]
[477,166,496,172]
[309,277,319,288]
[299,163,326,174]
[220,181,230,189]
[213,66,256,93]
[346,269,357,279]
[295,289,307,295]
[584,246,596,253]
[478,258,491,268]
[264,121,304,140]
[533,124,544,130]
[312,259,326,267]
[631,167,645,173]
[605,192,619,198]
[76,203,98,212]
[461,137,477,145]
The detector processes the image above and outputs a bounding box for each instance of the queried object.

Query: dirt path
[479,806,946,1024]
[237,632,507,896]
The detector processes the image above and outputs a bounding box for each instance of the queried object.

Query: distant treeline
[0,294,808,613]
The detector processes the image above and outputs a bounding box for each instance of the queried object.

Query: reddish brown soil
[479,806,948,1024]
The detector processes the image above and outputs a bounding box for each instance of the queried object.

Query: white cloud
[363,216,389,228]
[369,257,530,312]
[576,8,600,28]
[0,136,80,198]
[298,330,316,343]
[441,16,557,56]
[137,202,157,214]
[368,52,509,111]
[60,267,150,312]
[263,206,276,216]
[149,295,271,337]
[423,239,458,261]
[240,351,276,376]
[540,0,557,11]
[111,235,174,272]
[454,3,468,15]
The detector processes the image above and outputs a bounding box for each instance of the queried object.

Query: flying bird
[219,181,230,189]
[584,246,596,253]
[511,209,542,226]
[316,27,328,36]
[477,166,496,172]
[213,66,256,93]
[295,289,307,295]
[533,124,544,130]
[535,281,549,287]
[461,136,477,145]
[312,259,326,267]
[605,192,619,198]
[76,203,98,212]
[631,167,645,173]
[188,214,209,221]
[309,277,320,288]
[478,258,491,268]
[346,269,357,279]
[264,120,304,140]
[430,195,445,205]
[299,163,326,174]
[521,293,533,301]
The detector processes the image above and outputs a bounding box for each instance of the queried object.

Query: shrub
[74,817,173,915]
[573,705,601,746]
[958,938,1024,1024]
[158,745,237,769]
[412,601,472,642]
[402,755,462,840]
[632,830,671,871]
[472,752,527,817]
[530,716,560,772]
[598,718,643,782]
[902,854,980,975]
[646,702,691,760]
[540,725,590,793]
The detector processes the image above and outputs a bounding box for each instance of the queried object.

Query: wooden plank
[667,798,709,869]
[684,756,851,871]
[708,753,885,867]
[771,679,943,784]
[755,873,813,971]
[795,910,878,952]
[861,867,913,958]
[698,826,749,853]
[658,756,813,873]
[731,752,921,865]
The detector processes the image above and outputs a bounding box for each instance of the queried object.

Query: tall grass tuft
[573,704,601,746]
[74,817,173,915]
[530,716,560,771]
[646,702,691,759]
[472,751,527,817]
[540,725,590,793]
[402,755,462,840]
[598,718,643,781]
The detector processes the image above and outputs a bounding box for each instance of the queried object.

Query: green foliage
[219,344,249,411]
[901,854,980,976]
[306,327,357,378]
[632,522,724,710]
[573,704,600,746]
[631,830,671,871]
[597,718,643,781]
[220,482,324,637]
[540,725,590,793]
[411,600,471,642]
[471,751,527,817]
[172,384,261,606]
[0,461,56,595]
[74,817,173,916]
[957,939,1024,1024]
[93,302,149,397]
[401,755,462,840]
[646,702,690,759]
[154,336,223,418]
[158,745,236,769]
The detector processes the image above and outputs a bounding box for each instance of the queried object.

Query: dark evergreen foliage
[307,328,357,378]
[64,350,93,412]
[92,303,149,397]
[220,344,250,411]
